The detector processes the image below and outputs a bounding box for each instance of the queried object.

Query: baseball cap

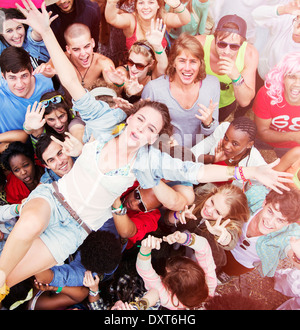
[215,15,247,39]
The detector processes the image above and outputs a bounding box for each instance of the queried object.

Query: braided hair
[230,116,257,142]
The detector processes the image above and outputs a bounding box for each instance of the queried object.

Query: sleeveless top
[203,35,247,108]
[126,18,168,50]
[57,140,136,231]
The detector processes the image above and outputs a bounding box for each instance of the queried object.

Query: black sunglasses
[127,59,150,71]
[216,40,241,51]
[134,188,148,212]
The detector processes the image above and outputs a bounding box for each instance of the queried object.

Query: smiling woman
[0,8,50,68]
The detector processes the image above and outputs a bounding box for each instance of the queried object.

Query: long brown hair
[166,33,206,83]
[161,256,208,309]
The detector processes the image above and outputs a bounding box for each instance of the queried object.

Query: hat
[45,0,59,6]
[89,87,117,98]
[216,15,247,39]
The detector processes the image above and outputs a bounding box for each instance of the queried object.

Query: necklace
[71,53,94,87]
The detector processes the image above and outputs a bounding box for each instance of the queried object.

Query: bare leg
[0,198,54,288]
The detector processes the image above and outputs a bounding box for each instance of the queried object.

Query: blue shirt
[0,74,54,133]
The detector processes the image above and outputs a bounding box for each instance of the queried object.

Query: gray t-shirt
[142,75,220,148]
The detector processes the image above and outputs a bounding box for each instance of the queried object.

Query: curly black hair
[80,230,122,275]
[1,141,35,171]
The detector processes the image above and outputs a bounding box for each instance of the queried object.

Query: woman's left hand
[247,159,293,194]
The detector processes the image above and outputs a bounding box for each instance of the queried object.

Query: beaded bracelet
[238,166,252,191]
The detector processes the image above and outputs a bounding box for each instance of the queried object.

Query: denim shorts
[22,183,89,265]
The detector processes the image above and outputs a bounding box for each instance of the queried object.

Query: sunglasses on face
[216,41,241,51]
[134,188,148,212]
[127,59,150,71]
[40,95,64,107]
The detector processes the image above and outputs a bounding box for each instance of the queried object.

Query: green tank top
[293,168,300,190]
[203,35,247,108]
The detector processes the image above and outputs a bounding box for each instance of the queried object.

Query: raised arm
[104,0,134,31]
[15,0,86,101]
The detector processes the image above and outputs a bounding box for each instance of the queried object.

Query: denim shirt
[73,92,202,189]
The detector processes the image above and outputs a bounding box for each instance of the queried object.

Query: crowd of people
[0,0,299,311]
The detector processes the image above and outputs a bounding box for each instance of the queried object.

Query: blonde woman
[165,184,250,270]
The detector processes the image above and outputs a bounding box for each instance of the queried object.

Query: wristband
[23,124,32,133]
[89,289,100,297]
[155,49,164,55]
[15,204,19,215]
[232,74,241,83]
[175,7,185,13]
[113,82,125,88]
[56,287,63,294]
[139,250,152,257]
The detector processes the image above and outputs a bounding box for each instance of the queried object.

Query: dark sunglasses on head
[127,59,150,71]
[216,41,241,51]
[40,95,64,107]
[134,188,148,212]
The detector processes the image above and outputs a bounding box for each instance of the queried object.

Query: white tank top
[57,140,136,231]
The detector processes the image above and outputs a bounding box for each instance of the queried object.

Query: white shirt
[252,1,300,79]
[230,209,262,269]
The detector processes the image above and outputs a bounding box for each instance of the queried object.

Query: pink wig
[265,52,300,106]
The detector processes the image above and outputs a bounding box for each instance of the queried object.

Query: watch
[112,203,127,215]
[202,118,215,129]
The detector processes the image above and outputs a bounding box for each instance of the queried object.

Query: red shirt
[121,181,161,249]
[253,86,300,149]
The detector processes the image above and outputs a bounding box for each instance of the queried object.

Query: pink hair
[265,52,300,106]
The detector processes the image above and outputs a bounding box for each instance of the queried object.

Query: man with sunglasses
[196,14,258,122]
[0,46,54,139]
[219,186,300,282]
[112,179,194,250]
[252,0,300,82]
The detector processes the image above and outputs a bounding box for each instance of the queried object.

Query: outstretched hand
[15,0,58,35]
[253,159,293,194]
